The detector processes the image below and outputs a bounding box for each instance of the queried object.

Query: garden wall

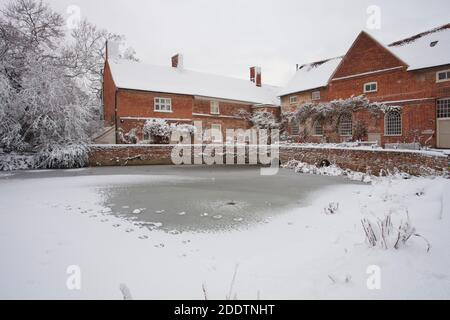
[88,144,448,176]
[280,146,448,176]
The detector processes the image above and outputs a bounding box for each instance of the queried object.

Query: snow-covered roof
[108,60,280,106]
[280,24,450,96]
[278,57,343,96]
[389,24,450,71]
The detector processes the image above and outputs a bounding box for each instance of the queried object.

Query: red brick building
[102,53,280,144]
[280,24,450,148]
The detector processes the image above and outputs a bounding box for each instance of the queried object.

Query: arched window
[313,121,323,136]
[291,120,299,136]
[385,111,402,136]
[338,114,353,137]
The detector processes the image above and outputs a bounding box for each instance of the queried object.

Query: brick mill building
[101,53,280,144]
[280,24,450,148]
[101,24,450,149]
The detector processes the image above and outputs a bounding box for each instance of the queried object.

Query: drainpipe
[114,89,118,144]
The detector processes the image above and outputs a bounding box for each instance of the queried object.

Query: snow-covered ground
[0,167,449,300]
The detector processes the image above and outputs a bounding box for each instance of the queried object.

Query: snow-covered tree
[0,0,139,168]
[236,109,280,130]
[61,19,139,97]
[250,111,280,130]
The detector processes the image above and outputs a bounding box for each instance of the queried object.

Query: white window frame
[290,96,298,104]
[311,91,321,101]
[211,124,222,142]
[437,98,450,119]
[436,70,450,83]
[312,121,323,136]
[384,111,402,136]
[210,101,220,115]
[338,114,353,137]
[364,82,378,93]
[154,97,172,113]
[291,120,300,136]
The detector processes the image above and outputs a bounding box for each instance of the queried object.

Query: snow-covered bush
[36,144,89,169]
[143,119,172,144]
[119,128,139,144]
[142,119,196,144]
[0,153,36,171]
[283,160,372,182]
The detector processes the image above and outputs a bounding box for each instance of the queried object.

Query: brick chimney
[250,66,262,87]
[172,54,184,69]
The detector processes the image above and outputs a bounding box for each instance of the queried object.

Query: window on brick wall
[338,114,353,137]
[437,99,450,118]
[290,96,298,104]
[211,124,222,142]
[384,111,402,136]
[313,121,323,136]
[311,91,321,101]
[291,120,299,136]
[154,98,172,112]
[210,101,220,114]
[364,82,378,93]
[437,70,450,82]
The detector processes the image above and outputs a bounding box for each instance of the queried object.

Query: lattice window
[384,111,402,136]
[311,91,321,101]
[364,82,378,93]
[210,101,220,114]
[154,98,172,112]
[437,70,450,82]
[291,120,299,136]
[338,114,353,136]
[290,96,298,104]
[313,121,323,136]
[437,99,450,118]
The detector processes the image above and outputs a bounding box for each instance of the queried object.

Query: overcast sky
[5,0,449,86]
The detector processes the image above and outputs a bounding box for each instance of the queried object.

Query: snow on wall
[88,144,448,176]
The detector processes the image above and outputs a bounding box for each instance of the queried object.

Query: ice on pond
[96,166,359,232]
[140,222,163,229]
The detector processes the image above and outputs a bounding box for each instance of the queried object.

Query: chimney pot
[172,54,184,69]
[250,66,262,87]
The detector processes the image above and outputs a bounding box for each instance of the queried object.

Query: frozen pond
[8,165,360,232]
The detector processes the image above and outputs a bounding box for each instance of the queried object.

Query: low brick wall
[280,146,448,176]
[89,145,174,166]
[88,144,448,176]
